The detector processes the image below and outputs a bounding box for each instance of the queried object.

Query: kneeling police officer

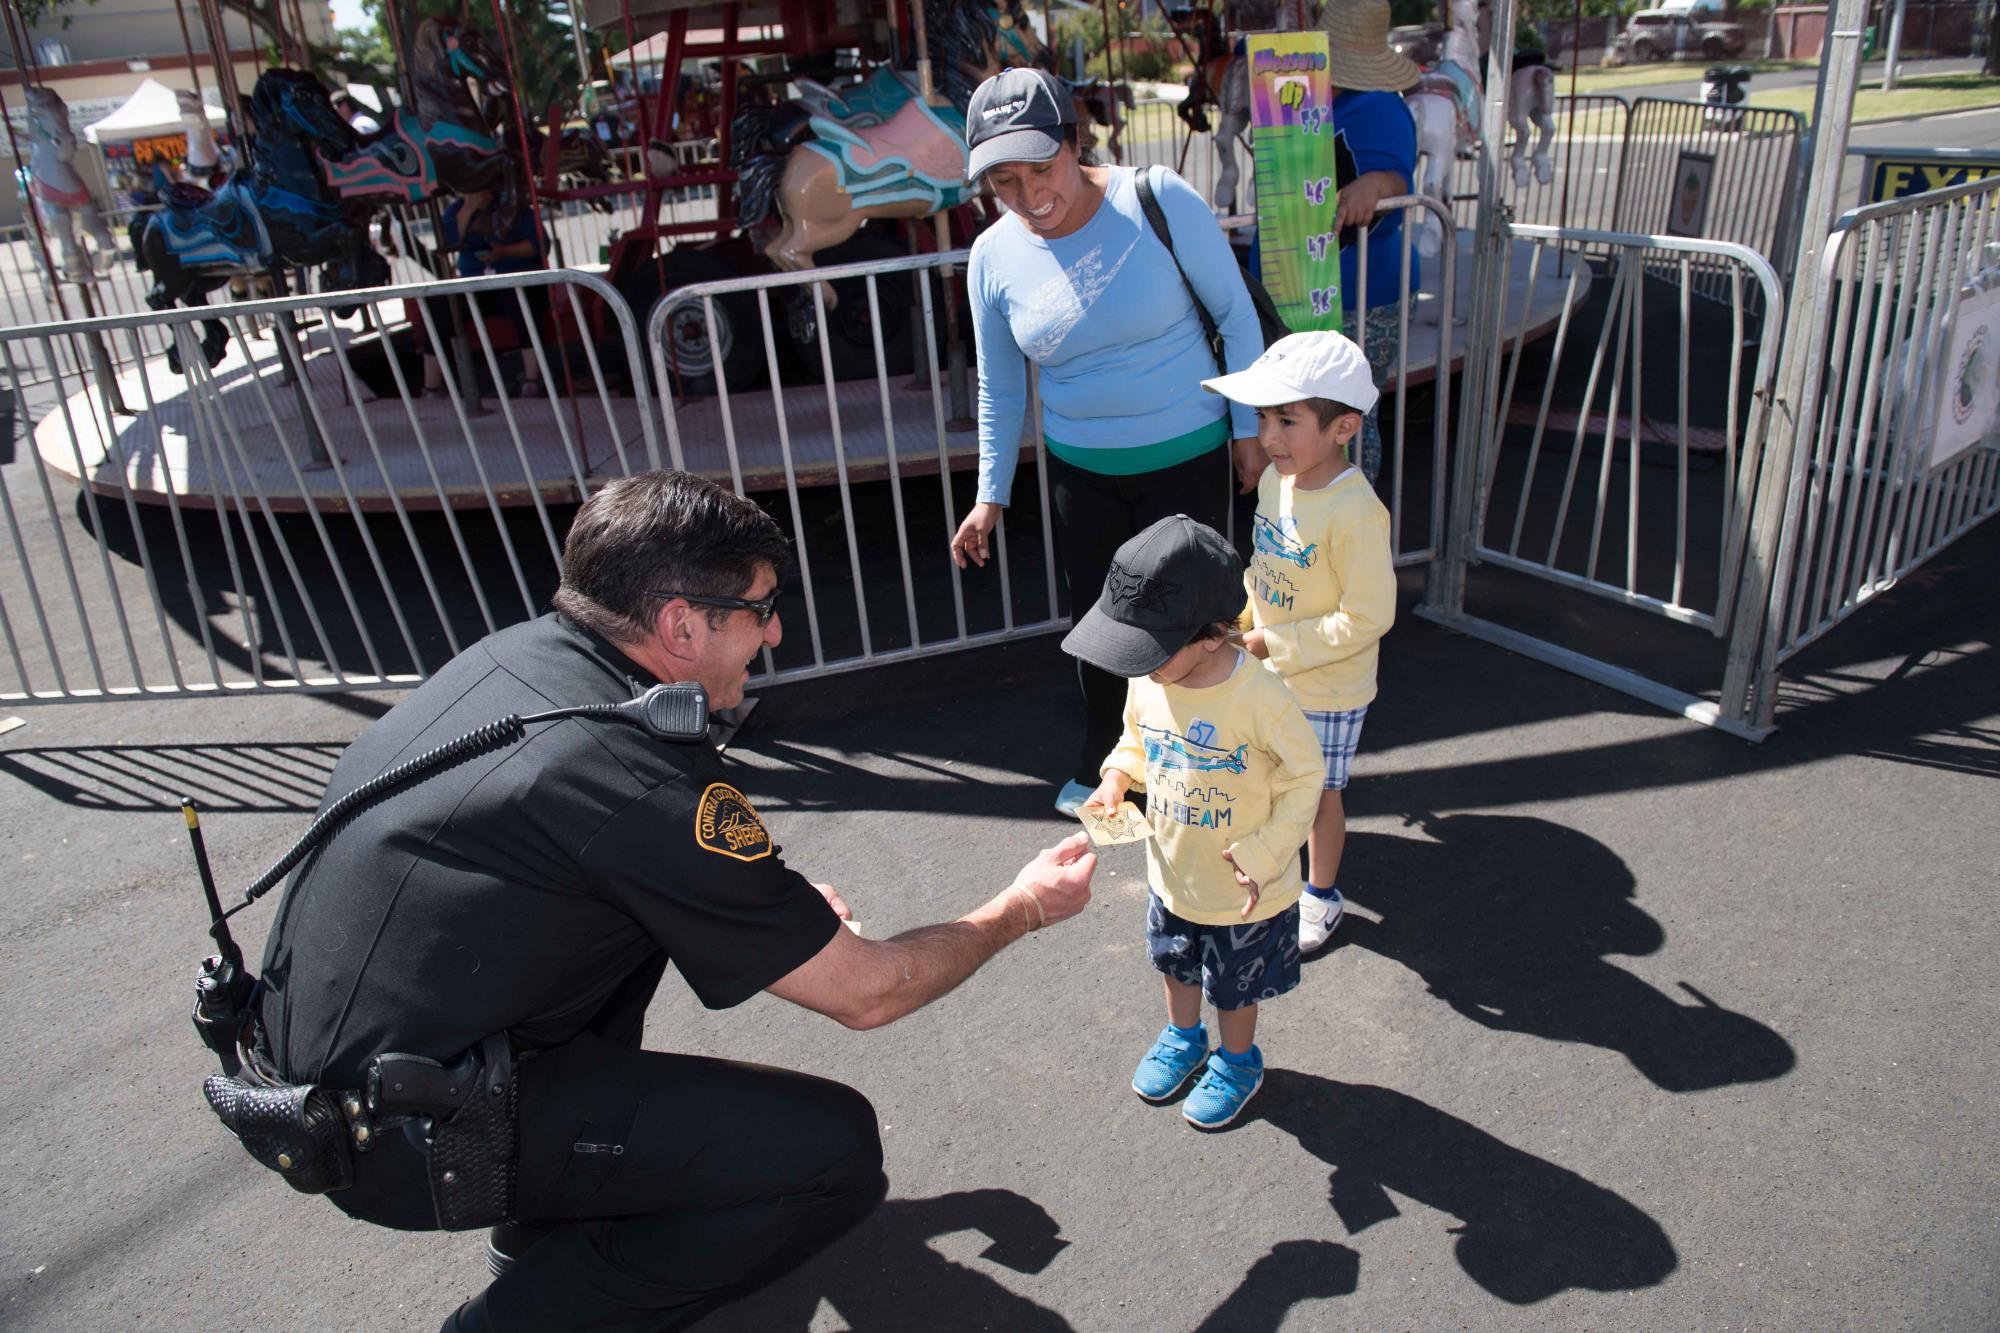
[220,471,1097,1330]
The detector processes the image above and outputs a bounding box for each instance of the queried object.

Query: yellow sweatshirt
[1244,466,1397,711]
[1102,652,1324,925]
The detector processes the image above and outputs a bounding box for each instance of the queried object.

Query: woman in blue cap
[950,66,1268,816]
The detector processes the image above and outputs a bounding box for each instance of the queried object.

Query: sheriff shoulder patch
[695,782,773,862]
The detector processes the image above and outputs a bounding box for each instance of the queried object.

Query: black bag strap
[1135,166,1227,375]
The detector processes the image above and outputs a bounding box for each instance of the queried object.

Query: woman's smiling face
[985,145,1089,238]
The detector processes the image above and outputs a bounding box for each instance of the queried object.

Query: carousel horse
[314,16,516,214]
[131,68,389,373]
[1406,0,1483,258]
[24,87,118,285]
[731,0,1046,275]
[1172,0,1301,215]
[176,88,226,187]
[1507,51,1556,188]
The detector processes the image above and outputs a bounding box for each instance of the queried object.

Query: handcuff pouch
[203,1074,354,1195]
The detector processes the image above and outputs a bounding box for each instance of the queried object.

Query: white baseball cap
[1201,330,1380,414]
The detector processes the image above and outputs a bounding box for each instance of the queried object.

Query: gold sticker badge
[695,783,773,862]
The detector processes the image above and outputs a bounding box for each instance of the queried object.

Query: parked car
[1615,10,1746,62]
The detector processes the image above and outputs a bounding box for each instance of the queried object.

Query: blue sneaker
[1184,1047,1264,1130]
[1132,1025,1208,1102]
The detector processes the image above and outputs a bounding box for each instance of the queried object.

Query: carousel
[7,0,1587,512]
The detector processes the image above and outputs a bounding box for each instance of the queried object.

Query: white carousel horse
[176,88,224,185]
[25,86,117,284]
[1181,0,1303,215]
[1405,0,1482,259]
[1507,53,1556,188]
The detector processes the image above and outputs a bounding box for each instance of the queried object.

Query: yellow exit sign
[1862,153,2000,204]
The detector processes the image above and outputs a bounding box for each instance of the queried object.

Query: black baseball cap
[965,67,1075,182]
[1061,516,1247,678]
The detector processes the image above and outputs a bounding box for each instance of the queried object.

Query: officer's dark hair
[554,470,791,642]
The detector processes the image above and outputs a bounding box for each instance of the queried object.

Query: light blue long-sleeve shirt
[968,165,1264,506]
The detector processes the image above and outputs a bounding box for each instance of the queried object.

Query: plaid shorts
[1303,706,1369,791]
[1146,893,1302,1011]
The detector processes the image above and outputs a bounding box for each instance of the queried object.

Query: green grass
[1750,73,2000,123]
[1554,58,1812,95]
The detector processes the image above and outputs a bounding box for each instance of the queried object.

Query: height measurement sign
[1247,30,1341,334]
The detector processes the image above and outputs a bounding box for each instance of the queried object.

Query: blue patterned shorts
[1145,892,1302,1011]
[1303,705,1369,791]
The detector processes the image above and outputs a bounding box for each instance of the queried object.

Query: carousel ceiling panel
[577,0,788,41]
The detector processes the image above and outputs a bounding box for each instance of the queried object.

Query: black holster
[422,1033,519,1230]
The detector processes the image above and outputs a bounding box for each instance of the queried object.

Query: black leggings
[1047,443,1232,785]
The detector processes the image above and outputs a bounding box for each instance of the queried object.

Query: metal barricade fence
[644,200,1454,690]
[6,199,1451,707]
[1422,220,1784,737]
[1611,97,1803,311]
[0,268,658,704]
[0,206,177,390]
[1451,94,1632,237]
[1732,175,2000,726]
[1120,100,1254,212]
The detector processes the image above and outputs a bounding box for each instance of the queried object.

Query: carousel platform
[34,232,1588,510]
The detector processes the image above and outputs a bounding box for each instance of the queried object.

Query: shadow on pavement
[1321,815,1795,1092]
[694,1188,1073,1331]
[1191,1240,1361,1332]
[0,740,343,812]
[697,1192,1368,1332]
[1248,1072,1679,1303]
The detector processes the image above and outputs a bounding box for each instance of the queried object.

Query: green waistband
[1044,418,1229,477]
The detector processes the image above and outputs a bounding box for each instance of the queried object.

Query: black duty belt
[204,1031,519,1229]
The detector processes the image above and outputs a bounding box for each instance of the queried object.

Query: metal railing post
[1719,0,1869,732]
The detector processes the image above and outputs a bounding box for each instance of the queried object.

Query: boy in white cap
[1201,331,1397,953]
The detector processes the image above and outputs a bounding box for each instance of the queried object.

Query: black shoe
[485,1220,552,1280]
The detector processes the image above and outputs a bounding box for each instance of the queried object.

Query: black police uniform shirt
[255,613,840,1090]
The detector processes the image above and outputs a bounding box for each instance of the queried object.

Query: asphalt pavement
[2,510,1996,1330]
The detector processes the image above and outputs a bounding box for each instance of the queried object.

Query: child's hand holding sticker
[1079,800,1153,847]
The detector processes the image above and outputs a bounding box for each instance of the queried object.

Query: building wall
[15,0,333,68]
[3,0,333,225]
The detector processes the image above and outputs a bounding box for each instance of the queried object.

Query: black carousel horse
[131,68,389,374]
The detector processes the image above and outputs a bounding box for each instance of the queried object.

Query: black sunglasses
[645,588,781,626]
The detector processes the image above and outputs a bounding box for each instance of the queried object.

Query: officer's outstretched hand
[1010,832,1095,930]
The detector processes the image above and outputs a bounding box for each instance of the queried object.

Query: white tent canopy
[83,78,225,144]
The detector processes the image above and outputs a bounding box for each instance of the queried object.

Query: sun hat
[1060,516,1247,678]
[1319,0,1423,93]
[1201,330,1381,414]
[964,66,1076,182]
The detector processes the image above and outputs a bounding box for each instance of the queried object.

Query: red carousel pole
[486,0,544,226]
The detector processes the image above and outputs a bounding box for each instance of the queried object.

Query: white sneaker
[1299,888,1343,953]
[1054,779,1093,818]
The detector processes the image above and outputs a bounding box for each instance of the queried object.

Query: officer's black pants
[449,1031,886,1332]
[1046,443,1232,785]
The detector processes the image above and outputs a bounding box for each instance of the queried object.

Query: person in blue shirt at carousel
[422,187,551,398]
[1312,0,1422,484]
